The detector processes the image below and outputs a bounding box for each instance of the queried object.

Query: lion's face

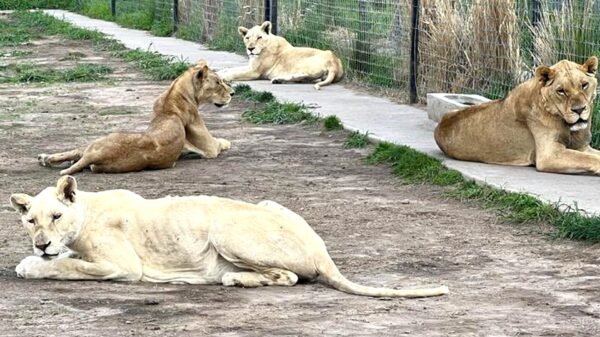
[536,56,598,132]
[238,21,272,57]
[191,62,234,107]
[10,176,83,258]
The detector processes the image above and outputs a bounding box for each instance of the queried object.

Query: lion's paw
[38,154,49,167]
[221,272,243,287]
[218,138,231,151]
[15,256,46,279]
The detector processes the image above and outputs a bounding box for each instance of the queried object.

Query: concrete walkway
[45,10,600,215]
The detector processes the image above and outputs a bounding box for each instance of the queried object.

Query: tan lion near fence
[435,56,600,175]
[10,175,449,298]
[38,61,233,175]
[218,21,344,90]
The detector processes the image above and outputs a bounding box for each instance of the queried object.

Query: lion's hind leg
[38,147,84,167]
[59,155,95,175]
[222,268,298,288]
[271,73,312,84]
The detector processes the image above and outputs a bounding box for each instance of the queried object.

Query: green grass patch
[150,19,173,37]
[0,63,113,83]
[116,10,154,31]
[367,142,600,242]
[80,1,113,21]
[323,115,343,130]
[233,84,275,103]
[344,130,369,149]
[8,11,190,81]
[366,142,464,186]
[243,101,318,125]
[0,0,72,10]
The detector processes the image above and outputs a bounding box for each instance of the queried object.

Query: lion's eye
[582,82,589,90]
[257,36,262,40]
[52,213,62,221]
[557,88,566,96]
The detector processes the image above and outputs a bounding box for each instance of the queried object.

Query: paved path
[45,10,600,215]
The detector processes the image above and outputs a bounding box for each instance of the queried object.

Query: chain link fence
[34,0,600,104]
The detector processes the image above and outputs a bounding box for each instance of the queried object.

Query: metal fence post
[264,0,270,24]
[111,0,116,17]
[351,0,370,73]
[264,0,278,34]
[271,0,277,35]
[409,0,420,104]
[532,0,541,27]
[173,0,179,33]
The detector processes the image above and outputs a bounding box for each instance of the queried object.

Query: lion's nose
[230,90,235,96]
[571,106,585,115]
[35,241,50,252]
[247,47,255,52]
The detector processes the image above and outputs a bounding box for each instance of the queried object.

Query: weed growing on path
[323,116,343,130]
[0,63,112,83]
[243,101,318,125]
[344,131,369,149]
[234,84,275,103]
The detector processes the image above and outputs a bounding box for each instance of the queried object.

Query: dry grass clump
[531,0,600,66]
[418,0,523,99]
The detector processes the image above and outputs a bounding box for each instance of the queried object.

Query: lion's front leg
[15,256,139,281]
[583,145,600,156]
[184,120,230,159]
[536,146,600,175]
[218,66,261,81]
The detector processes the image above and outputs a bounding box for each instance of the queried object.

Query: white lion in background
[218,21,344,90]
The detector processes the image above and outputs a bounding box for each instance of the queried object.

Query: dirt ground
[1,36,600,337]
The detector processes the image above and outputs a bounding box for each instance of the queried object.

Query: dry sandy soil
[1,36,600,337]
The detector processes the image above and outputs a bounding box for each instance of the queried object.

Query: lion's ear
[195,64,209,81]
[582,56,598,76]
[10,193,32,215]
[56,175,77,204]
[535,66,556,86]
[260,21,272,35]
[238,26,249,36]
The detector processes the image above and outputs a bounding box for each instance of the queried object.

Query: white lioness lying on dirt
[10,176,448,298]
[218,21,344,90]
[38,61,232,175]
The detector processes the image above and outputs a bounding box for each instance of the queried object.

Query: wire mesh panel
[68,0,600,105]
[532,0,600,66]
[176,0,264,51]
[416,0,600,102]
[115,0,172,32]
[277,0,412,92]
[416,0,525,101]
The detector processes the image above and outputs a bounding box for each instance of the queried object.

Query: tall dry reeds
[418,0,523,99]
[532,0,600,66]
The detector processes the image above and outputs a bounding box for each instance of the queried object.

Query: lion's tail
[316,255,449,298]
[314,54,344,90]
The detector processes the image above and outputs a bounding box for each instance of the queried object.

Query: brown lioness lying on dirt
[11,175,449,298]
[435,56,600,174]
[38,61,233,175]
[218,21,344,90]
